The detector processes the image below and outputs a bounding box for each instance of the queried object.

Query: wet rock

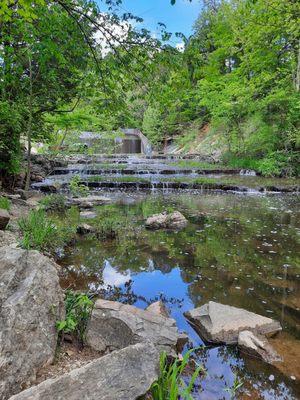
[76,223,96,235]
[0,231,18,248]
[0,209,10,230]
[145,211,187,230]
[9,342,159,400]
[71,195,111,209]
[184,301,281,344]
[146,300,170,318]
[79,211,97,219]
[86,299,187,356]
[0,247,64,399]
[238,330,282,364]
[16,189,41,200]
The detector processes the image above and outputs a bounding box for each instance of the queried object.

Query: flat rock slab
[80,211,97,219]
[0,247,64,399]
[71,196,111,209]
[9,342,159,400]
[86,299,187,355]
[238,330,282,364]
[184,301,281,344]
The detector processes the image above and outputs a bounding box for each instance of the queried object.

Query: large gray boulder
[9,342,159,400]
[0,209,10,230]
[0,247,64,399]
[238,330,282,364]
[184,301,281,344]
[86,299,187,356]
[145,211,187,230]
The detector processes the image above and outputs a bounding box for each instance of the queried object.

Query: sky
[98,0,203,46]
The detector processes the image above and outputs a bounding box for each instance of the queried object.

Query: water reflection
[59,193,300,399]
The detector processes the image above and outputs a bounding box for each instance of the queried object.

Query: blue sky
[99,0,203,45]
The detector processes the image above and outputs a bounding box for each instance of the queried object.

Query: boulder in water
[71,195,111,209]
[184,301,281,344]
[238,330,282,364]
[145,211,187,230]
[86,299,187,356]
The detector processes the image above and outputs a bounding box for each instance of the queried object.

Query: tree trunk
[25,54,33,191]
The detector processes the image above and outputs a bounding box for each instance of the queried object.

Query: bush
[39,194,68,212]
[56,290,93,345]
[0,196,11,211]
[150,350,204,400]
[95,216,122,239]
[18,209,75,253]
[69,175,89,197]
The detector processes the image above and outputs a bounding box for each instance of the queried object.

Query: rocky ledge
[9,343,159,400]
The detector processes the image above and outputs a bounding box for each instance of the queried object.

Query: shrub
[150,350,204,400]
[69,175,89,197]
[39,194,68,212]
[18,209,74,253]
[95,216,122,239]
[56,290,93,346]
[0,196,11,211]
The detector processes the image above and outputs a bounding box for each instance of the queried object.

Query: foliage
[56,290,93,344]
[0,196,11,211]
[69,175,89,197]
[224,375,244,399]
[95,216,122,240]
[18,209,74,253]
[150,350,204,400]
[39,194,68,212]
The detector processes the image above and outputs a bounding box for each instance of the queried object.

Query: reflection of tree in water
[58,194,300,399]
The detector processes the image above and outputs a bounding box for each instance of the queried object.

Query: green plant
[56,290,93,345]
[18,209,74,253]
[69,175,89,197]
[150,350,204,400]
[224,375,244,399]
[95,216,122,239]
[0,196,11,211]
[39,194,68,211]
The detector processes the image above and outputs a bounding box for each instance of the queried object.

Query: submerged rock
[9,342,159,400]
[184,301,281,344]
[145,211,187,230]
[238,330,282,364]
[0,247,64,399]
[0,209,10,230]
[86,299,187,356]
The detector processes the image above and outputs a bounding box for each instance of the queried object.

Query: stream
[56,190,300,399]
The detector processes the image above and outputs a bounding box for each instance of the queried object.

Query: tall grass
[18,209,75,253]
[151,350,204,400]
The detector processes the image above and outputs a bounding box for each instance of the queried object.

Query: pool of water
[58,192,300,399]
